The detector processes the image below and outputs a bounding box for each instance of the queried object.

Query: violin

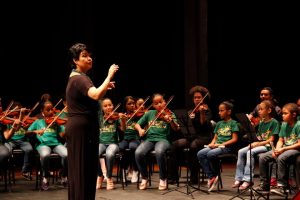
[45,116,67,125]
[1,117,20,125]
[104,112,120,121]
[156,108,172,121]
[189,92,209,119]
[19,117,38,128]
[44,106,68,129]
[1,116,38,128]
[24,117,38,124]
[103,103,121,123]
[126,97,150,124]
[0,108,30,119]
[0,116,27,127]
[0,105,31,127]
[144,95,174,134]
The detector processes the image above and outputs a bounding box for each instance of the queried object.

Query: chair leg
[217,160,223,191]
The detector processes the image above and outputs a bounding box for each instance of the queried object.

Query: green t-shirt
[124,118,139,141]
[28,119,64,149]
[257,118,280,140]
[137,110,178,144]
[214,119,239,144]
[99,119,120,144]
[7,124,28,142]
[279,121,300,146]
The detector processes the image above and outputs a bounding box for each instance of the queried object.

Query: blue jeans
[5,140,33,173]
[235,145,267,182]
[98,143,119,178]
[197,147,233,179]
[259,149,300,187]
[135,140,170,180]
[37,145,68,177]
[119,139,140,171]
[119,139,140,151]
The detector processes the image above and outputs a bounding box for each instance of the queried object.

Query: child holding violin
[3,101,34,180]
[26,100,68,190]
[118,96,142,183]
[96,98,126,190]
[134,93,180,190]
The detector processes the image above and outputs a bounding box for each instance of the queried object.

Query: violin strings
[144,95,174,134]
[188,92,209,118]
[126,96,150,124]
[103,103,121,124]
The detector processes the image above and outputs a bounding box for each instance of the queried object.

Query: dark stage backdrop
[0,1,299,120]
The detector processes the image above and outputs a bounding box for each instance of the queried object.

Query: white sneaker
[159,179,167,186]
[131,170,139,183]
[208,176,219,192]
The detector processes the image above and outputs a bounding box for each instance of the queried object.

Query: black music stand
[229,113,268,200]
[162,109,209,199]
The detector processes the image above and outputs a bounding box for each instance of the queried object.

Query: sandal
[232,180,242,188]
[96,176,104,189]
[239,181,252,190]
[106,178,114,190]
[139,179,148,190]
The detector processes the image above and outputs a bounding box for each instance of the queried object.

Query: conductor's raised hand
[108,64,119,80]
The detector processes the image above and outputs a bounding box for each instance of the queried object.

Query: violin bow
[145,104,152,111]
[126,96,150,124]
[144,95,174,134]
[188,92,209,118]
[103,103,121,124]
[53,98,63,110]
[14,108,23,127]
[0,100,14,121]
[21,101,40,124]
[1,105,26,122]
[45,106,68,130]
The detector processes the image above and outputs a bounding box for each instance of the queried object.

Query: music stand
[229,113,268,200]
[162,109,209,199]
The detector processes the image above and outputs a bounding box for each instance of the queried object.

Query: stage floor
[0,161,297,200]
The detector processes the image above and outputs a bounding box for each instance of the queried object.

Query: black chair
[0,158,11,192]
[35,152,62,190]
[99,152,126,189]
[118,148,135,186]
[9,148,33,184]
[217,153,238,191]
[136,150,171,190]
